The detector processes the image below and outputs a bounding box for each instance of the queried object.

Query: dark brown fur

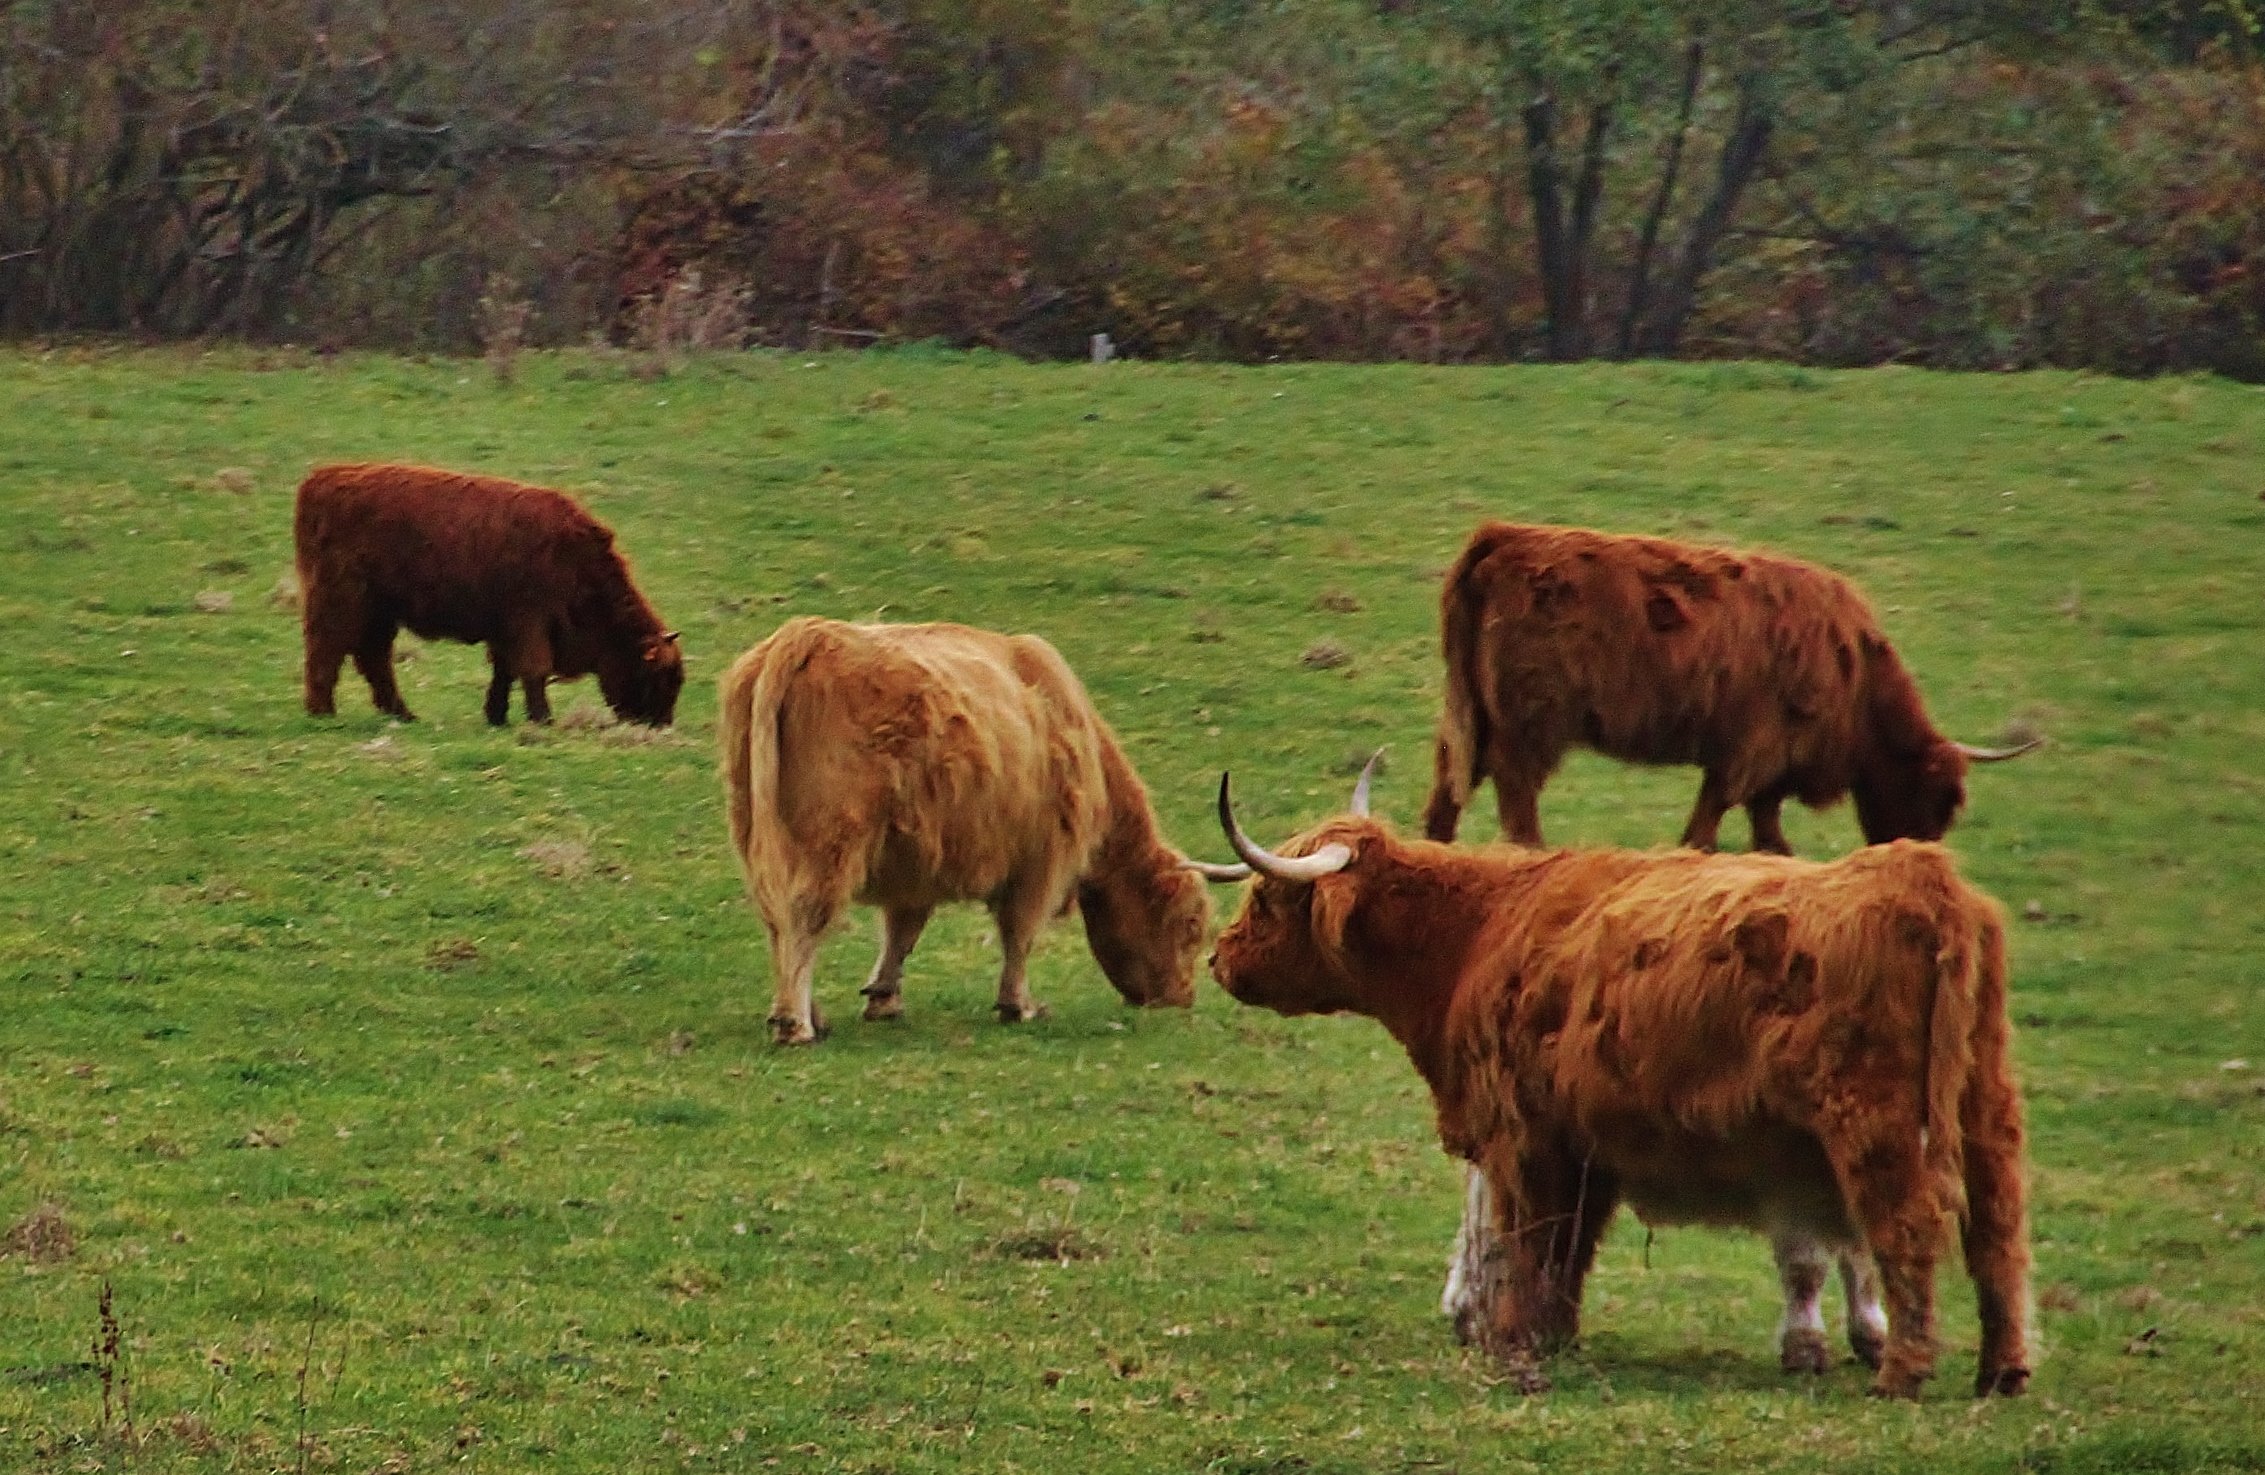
[1209,816,2032,1399]
[1424,522,1980,852]
[294,464,683,726]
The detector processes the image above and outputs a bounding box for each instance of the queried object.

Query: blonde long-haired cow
[719,618,1212,1044]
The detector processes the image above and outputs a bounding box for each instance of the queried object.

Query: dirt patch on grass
[519,838,594,880]
[2,1202,75,1262]
[991,1225,1101,1263]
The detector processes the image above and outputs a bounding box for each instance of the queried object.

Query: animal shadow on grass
[1540,1335,1860,1398]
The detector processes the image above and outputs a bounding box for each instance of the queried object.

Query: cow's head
[1198,759,1382,1017]
[1077,855,1210,1008]
[1852,733,2037,844]
[600,630,685,727]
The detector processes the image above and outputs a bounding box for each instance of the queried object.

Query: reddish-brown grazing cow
[719,617,1212,1044]
[1424,522,2038,853]
[294,463,683,726]
[1202,775,2031,1399]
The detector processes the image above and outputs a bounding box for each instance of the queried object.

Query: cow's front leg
[1746,791,1794,856]
[1679,771,1735,852]
[353,621,415,721]
[1772,1233,1833,1373]
[859,905,931,1021]
[1840,1247,1888,1370]
[1442,1164,1500,1346]
[1479,1145,1618,1390]
[513,624,555,725]
[484,645,516,726]
[988,882,1055,1023]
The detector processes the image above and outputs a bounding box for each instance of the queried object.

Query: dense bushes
[6,0,2265,375]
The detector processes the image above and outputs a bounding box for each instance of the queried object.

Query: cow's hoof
[1866,1367,1929,1400]
[1779,1328,1830,1375]
[768,1012,826,1046]
[1849,1325,1888,1371]
[860,991,904,1022]
[1977,1364,2030,1398]
[996,1000,1049,1023]
[1502,1357,1551,1396]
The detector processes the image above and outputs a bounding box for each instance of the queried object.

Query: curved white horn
[1349,747,1385,817]
[1183,857,1253,883]
[1955,736,2045,762]
[1217,773,1352,883]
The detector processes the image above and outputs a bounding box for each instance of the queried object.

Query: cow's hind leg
[989,878,1057,1023]
[302,620,348,718]
[1487,750,1558,848]
[763,916,830,1046]
[859,905,931,1022]
[353,618,415,721]
[1822,1121,1946,1398]
[300,577,357,717]
[1841,1247,1888,1370]
[1962,1043,2033,1396]
[1772,1233,1832,1374]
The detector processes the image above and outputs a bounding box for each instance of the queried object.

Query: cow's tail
[719,618,836,895]
[717,642,784,899]
[1917,852,1985,1218]
[1424,534,1495,842]
[291,466,339,596]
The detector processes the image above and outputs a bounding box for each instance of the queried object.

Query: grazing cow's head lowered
[1079,859,1208,1008]
[598,628,686,728]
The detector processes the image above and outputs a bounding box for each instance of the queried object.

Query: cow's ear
[1309,866,1359,960]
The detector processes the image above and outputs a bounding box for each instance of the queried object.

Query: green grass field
[1,345,2261,1473]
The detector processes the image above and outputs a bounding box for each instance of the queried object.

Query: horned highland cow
[1202,769,2032,1399]
[294,463,683,726]
[1424,522,2038,853]
[719,617,1213,1044]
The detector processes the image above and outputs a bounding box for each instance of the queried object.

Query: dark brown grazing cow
[295,464,683,726]
[1424,522,2038,853]
[1200,772,2032,1399]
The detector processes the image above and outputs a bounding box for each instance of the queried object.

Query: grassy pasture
[0,346,2261,1473]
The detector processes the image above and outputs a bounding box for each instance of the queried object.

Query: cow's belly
[854,826,1047,911]
[1603,1123,1854,1242]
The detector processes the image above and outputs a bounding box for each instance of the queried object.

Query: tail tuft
[1424,534,1497,841]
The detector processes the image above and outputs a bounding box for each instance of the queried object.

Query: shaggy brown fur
[1208,809,2031,1400]
[1423,522,2017,852]
[294,464,683,726]
[719,618,1211,1044]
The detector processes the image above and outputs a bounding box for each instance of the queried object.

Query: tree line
[4,0,2263,374]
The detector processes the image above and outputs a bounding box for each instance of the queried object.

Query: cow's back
[743,619,1112,910]
[1468,840,1985,1179]
[294,464,606,643]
